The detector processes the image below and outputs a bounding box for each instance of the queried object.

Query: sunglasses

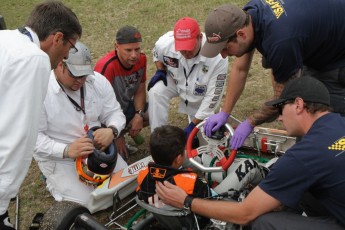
[276,99,295,115]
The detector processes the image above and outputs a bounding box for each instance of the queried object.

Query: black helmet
[76,127,118,186]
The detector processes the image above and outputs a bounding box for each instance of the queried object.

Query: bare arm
[130,82,146,137]
[248,69,302,126]
[155,61,166,71]
[156,181,281,225]
[222,50,254,114]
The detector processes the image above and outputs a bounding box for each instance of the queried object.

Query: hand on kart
[230,119,254,150]
[147,69,167,91]
[156,181,187,209]
[67,136,94,158]
[114,136,128,160]
[92,128,114,151]
[204,112,230,137]
[184,122,196,138]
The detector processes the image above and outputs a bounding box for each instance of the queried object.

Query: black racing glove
[147,69,167,91]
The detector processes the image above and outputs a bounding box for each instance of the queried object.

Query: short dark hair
[304,102,332,114]
[150,125,186,166]
[26,1,82,41]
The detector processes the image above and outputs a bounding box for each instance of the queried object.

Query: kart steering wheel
[186,120,237,172]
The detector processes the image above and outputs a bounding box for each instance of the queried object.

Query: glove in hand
[147,69,167,91]
[184,122,196,138]
[204,112,229,137]
[230,119,254,150]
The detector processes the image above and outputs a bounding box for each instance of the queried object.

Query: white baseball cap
[64,41,94,77]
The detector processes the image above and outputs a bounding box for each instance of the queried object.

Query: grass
[2,0,280,229]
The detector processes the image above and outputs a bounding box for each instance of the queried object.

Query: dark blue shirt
[259,113,345,226]
[244,0,345,82]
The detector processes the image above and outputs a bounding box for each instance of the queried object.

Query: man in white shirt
[0,2,82,229]
[34,42,127,207]
[147,17,228,137]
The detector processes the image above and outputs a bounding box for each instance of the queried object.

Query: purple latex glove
[230,119,254,150]
[204,111,229,137]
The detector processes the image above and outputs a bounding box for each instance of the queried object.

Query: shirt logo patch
[264,0,286,19]
[149,167,167,179]
[214,88,223,95]
[328,137,345,157]
[216,80,225,87]
[163,56,179,68]
[193,83,207,96]
[217,74,226,80]
[212,95,220,101]
[202,65,209,73]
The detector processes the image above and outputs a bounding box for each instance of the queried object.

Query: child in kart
[136,125,211,227]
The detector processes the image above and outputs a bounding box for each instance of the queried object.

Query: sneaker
[0,211,15,230]
[126,143,138,155]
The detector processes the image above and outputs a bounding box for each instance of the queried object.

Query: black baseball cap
[116,26,142,44]
[265,76,330,107]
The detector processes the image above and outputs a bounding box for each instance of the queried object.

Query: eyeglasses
[276,99,295,115]
[66,39,78,54]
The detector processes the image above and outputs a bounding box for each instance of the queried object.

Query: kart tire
[40,201,90,230]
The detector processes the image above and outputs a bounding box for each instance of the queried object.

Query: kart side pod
[87,156,152,213]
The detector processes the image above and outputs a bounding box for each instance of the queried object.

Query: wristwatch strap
[108,126,118,139]
[135,109,145,118]
[183,195,194,211]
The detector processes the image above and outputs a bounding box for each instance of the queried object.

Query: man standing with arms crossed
[0,1,82,229]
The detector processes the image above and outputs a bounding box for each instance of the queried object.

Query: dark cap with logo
[201,4,247,58]
[265,77,330,107]
[116,26,142,44]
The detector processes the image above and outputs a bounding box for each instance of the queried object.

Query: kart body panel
[87,156,152,213]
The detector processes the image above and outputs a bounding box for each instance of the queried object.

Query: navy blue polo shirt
[259,113,345,226]
[244,0,345,82]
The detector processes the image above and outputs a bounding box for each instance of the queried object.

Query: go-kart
[37,116,296,230]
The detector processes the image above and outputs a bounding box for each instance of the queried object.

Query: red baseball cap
[174,17,200,51]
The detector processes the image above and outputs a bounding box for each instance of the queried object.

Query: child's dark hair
[150,125,187,166]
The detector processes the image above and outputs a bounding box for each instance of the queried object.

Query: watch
[108,126,118,139]
[135,109,145,118]
[183,195,194,211]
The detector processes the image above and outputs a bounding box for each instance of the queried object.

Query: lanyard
[18,27,33,42]
[57,81,86,115]
[183,64,196,106]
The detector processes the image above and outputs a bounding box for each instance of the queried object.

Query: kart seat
[135,196,200,230]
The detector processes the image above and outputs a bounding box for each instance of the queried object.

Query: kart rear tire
[40,201,90,230]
